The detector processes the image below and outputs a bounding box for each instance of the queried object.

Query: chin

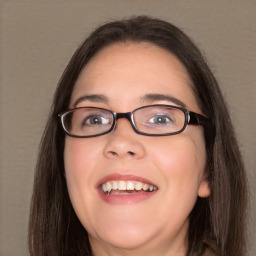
[90,224,154,250]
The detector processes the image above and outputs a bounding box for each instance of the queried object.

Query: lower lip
[98,189,157,204]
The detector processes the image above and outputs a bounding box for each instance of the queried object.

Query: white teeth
[142,183,149,191]
[102,183,107,193]
[106,181,112,192]
[112,180,118,190]
[135,182,143,190]
[118,181,126,190]
[127,181,134,190]
[101,180,157,194]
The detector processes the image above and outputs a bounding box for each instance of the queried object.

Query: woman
[28,16,248,256]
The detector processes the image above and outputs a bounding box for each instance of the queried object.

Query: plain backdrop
[0,1,255,255]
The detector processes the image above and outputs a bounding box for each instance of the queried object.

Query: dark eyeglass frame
[58,104,214,139]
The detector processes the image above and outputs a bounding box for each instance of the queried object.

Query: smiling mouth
[101,180,158,195]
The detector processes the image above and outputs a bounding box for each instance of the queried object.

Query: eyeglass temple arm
[189,112,210,126]
[189,111,215,146]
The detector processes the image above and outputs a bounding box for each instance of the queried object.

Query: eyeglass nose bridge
[115,112,132,120]
[112,112,136,131]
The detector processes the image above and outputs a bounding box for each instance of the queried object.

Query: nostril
[109,151,118,156]
[128,151,135,156]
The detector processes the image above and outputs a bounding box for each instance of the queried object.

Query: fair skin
[64,42,210,256]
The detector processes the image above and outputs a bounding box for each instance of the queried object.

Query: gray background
[0,1,255,255]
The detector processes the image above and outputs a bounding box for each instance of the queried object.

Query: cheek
[136,132,207,238]
[64,137,100,176]
[64,138,100,211]
[149,131,206,195]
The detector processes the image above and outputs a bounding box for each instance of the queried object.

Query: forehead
[71,42,200,112]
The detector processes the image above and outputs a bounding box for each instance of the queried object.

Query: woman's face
[64,42,210,255]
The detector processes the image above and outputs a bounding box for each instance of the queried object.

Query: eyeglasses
[58,104,212,138]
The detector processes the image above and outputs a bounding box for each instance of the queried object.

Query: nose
[103,118,146,160]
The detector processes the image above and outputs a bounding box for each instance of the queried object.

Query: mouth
[101,180,158,195]
[97,174,158,204]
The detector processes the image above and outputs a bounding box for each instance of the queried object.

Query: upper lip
[96,173,157,188]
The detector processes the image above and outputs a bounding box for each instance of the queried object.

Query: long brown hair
[28,16,248,256]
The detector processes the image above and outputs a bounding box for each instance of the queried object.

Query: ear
[198,179,210,198]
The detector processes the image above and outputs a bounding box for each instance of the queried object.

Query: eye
[149,115,173,125]
[84,115,110,125]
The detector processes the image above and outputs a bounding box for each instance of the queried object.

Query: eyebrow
[72,93,186,109]
[73,94,109,107]
[140,93,186,108]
